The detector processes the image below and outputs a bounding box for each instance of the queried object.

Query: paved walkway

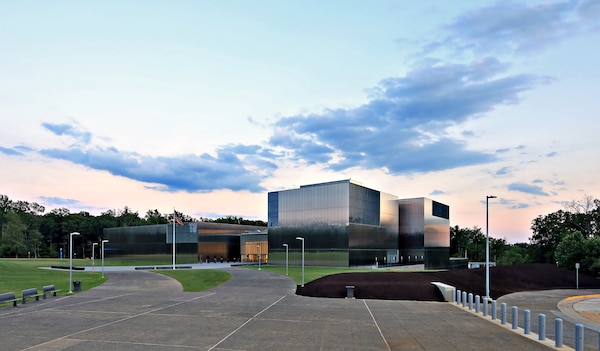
[0,267,597,350]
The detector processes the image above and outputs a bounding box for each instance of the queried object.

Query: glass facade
[269,181,450,269]
[104,222,268,265]
[104,224,198,264]
[398,198,450,269]
[268,180,399,267]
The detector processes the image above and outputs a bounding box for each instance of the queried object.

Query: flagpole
[172,209,176,270]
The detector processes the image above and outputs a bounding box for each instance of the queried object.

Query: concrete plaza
[0,266,596,350]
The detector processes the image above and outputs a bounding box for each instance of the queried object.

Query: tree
[497,243,530,266]
[562,195,599,237]
[530,196,599,264]
[450,226,485,261]
[0,212,27,257]
[529,210,572,263]
[144,209,168,224]
[555,231,586,269]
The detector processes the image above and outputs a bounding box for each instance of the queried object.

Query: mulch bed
[296,263,600,301]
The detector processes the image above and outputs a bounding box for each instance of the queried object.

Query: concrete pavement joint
[363,300,392,351]
[208,295,287,351]
[19,293,215,351]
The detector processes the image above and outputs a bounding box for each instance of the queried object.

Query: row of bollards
[455,289,587,350]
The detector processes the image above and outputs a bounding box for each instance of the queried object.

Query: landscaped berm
[297,263,600,301]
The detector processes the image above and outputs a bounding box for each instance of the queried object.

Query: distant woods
[1,194,599,274]
[0,194,265,259]
[450,195,600,274]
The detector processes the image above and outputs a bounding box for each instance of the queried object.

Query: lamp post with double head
[69,232,80,294]
[296,237,305,287]
[101,239,109,279]
[282,243,289,276]
[486,195,497,300]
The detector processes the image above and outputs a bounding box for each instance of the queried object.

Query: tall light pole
[101,239,109,279]
[296,237,304,287]
[69,232,80,293]
[486,195,497,300]
[257,244,261,270]
[92,242,98,271]
[282,243,289,276]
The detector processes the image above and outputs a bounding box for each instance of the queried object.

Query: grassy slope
[0,259,105,301]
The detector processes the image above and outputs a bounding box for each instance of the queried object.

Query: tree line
[2,193,598,274]
[0,194,266,259]
[450,195,600,274]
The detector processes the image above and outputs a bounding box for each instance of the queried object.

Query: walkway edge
[449,302,574,351]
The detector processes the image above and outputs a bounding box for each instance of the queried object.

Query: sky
[1,0,599,243]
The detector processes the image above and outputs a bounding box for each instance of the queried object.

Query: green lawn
[0,259,232,306]
[0,259,105,304]
[155,269,231,292]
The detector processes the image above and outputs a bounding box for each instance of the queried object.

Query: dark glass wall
[268,192,279,227]
[349,184,380,225]
[104,224,197,264]
[268,180,399,267]
[398,197,450,268]
[398,198,425,263]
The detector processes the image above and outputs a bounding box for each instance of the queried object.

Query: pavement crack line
[208,295,287,351]
[19,292,216,351]
[363,300,392,351]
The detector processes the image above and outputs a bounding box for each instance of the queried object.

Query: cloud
[0,146,24,156]
[270,58,542,174]
[38,196,80,206]
[42,122,92,144]
[496,167,511,176]
[546,151,558,157]
[38,142,275,193]
[434,0,596,55]
[430,189,446,196]
[508,182,549,196]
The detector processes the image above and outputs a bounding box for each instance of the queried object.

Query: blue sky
[1,0,598,242]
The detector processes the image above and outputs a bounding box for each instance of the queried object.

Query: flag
[174,215,184,227]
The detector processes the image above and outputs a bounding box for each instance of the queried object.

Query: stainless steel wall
[268,180,399,267]
[398,197,450,268]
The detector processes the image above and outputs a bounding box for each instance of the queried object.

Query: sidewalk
[0,266,592,350]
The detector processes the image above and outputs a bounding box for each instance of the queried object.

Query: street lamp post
[101,239,109,279]
[282,243,289,276]
[257,244,261,270]
[69,232,80,294]
[92,242,98,271]
[486,195,497,300]
[296,237,304,287]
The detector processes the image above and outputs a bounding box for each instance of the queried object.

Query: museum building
[268,179,450,269]
[103,179,450,269]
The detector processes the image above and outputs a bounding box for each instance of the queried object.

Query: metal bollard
[491,300,497,320]
[501,303,507,325]
[575,323,584,351]
[538,314,545,340]
[512,306,518,329]
[475,295,480,313]
[462,291,467,308]
[555,318,563,348]
[468,293,473,310]
[457,289,461,305]
[483,297,488,317]
[524,309,531,334]
[452,288,456,303]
